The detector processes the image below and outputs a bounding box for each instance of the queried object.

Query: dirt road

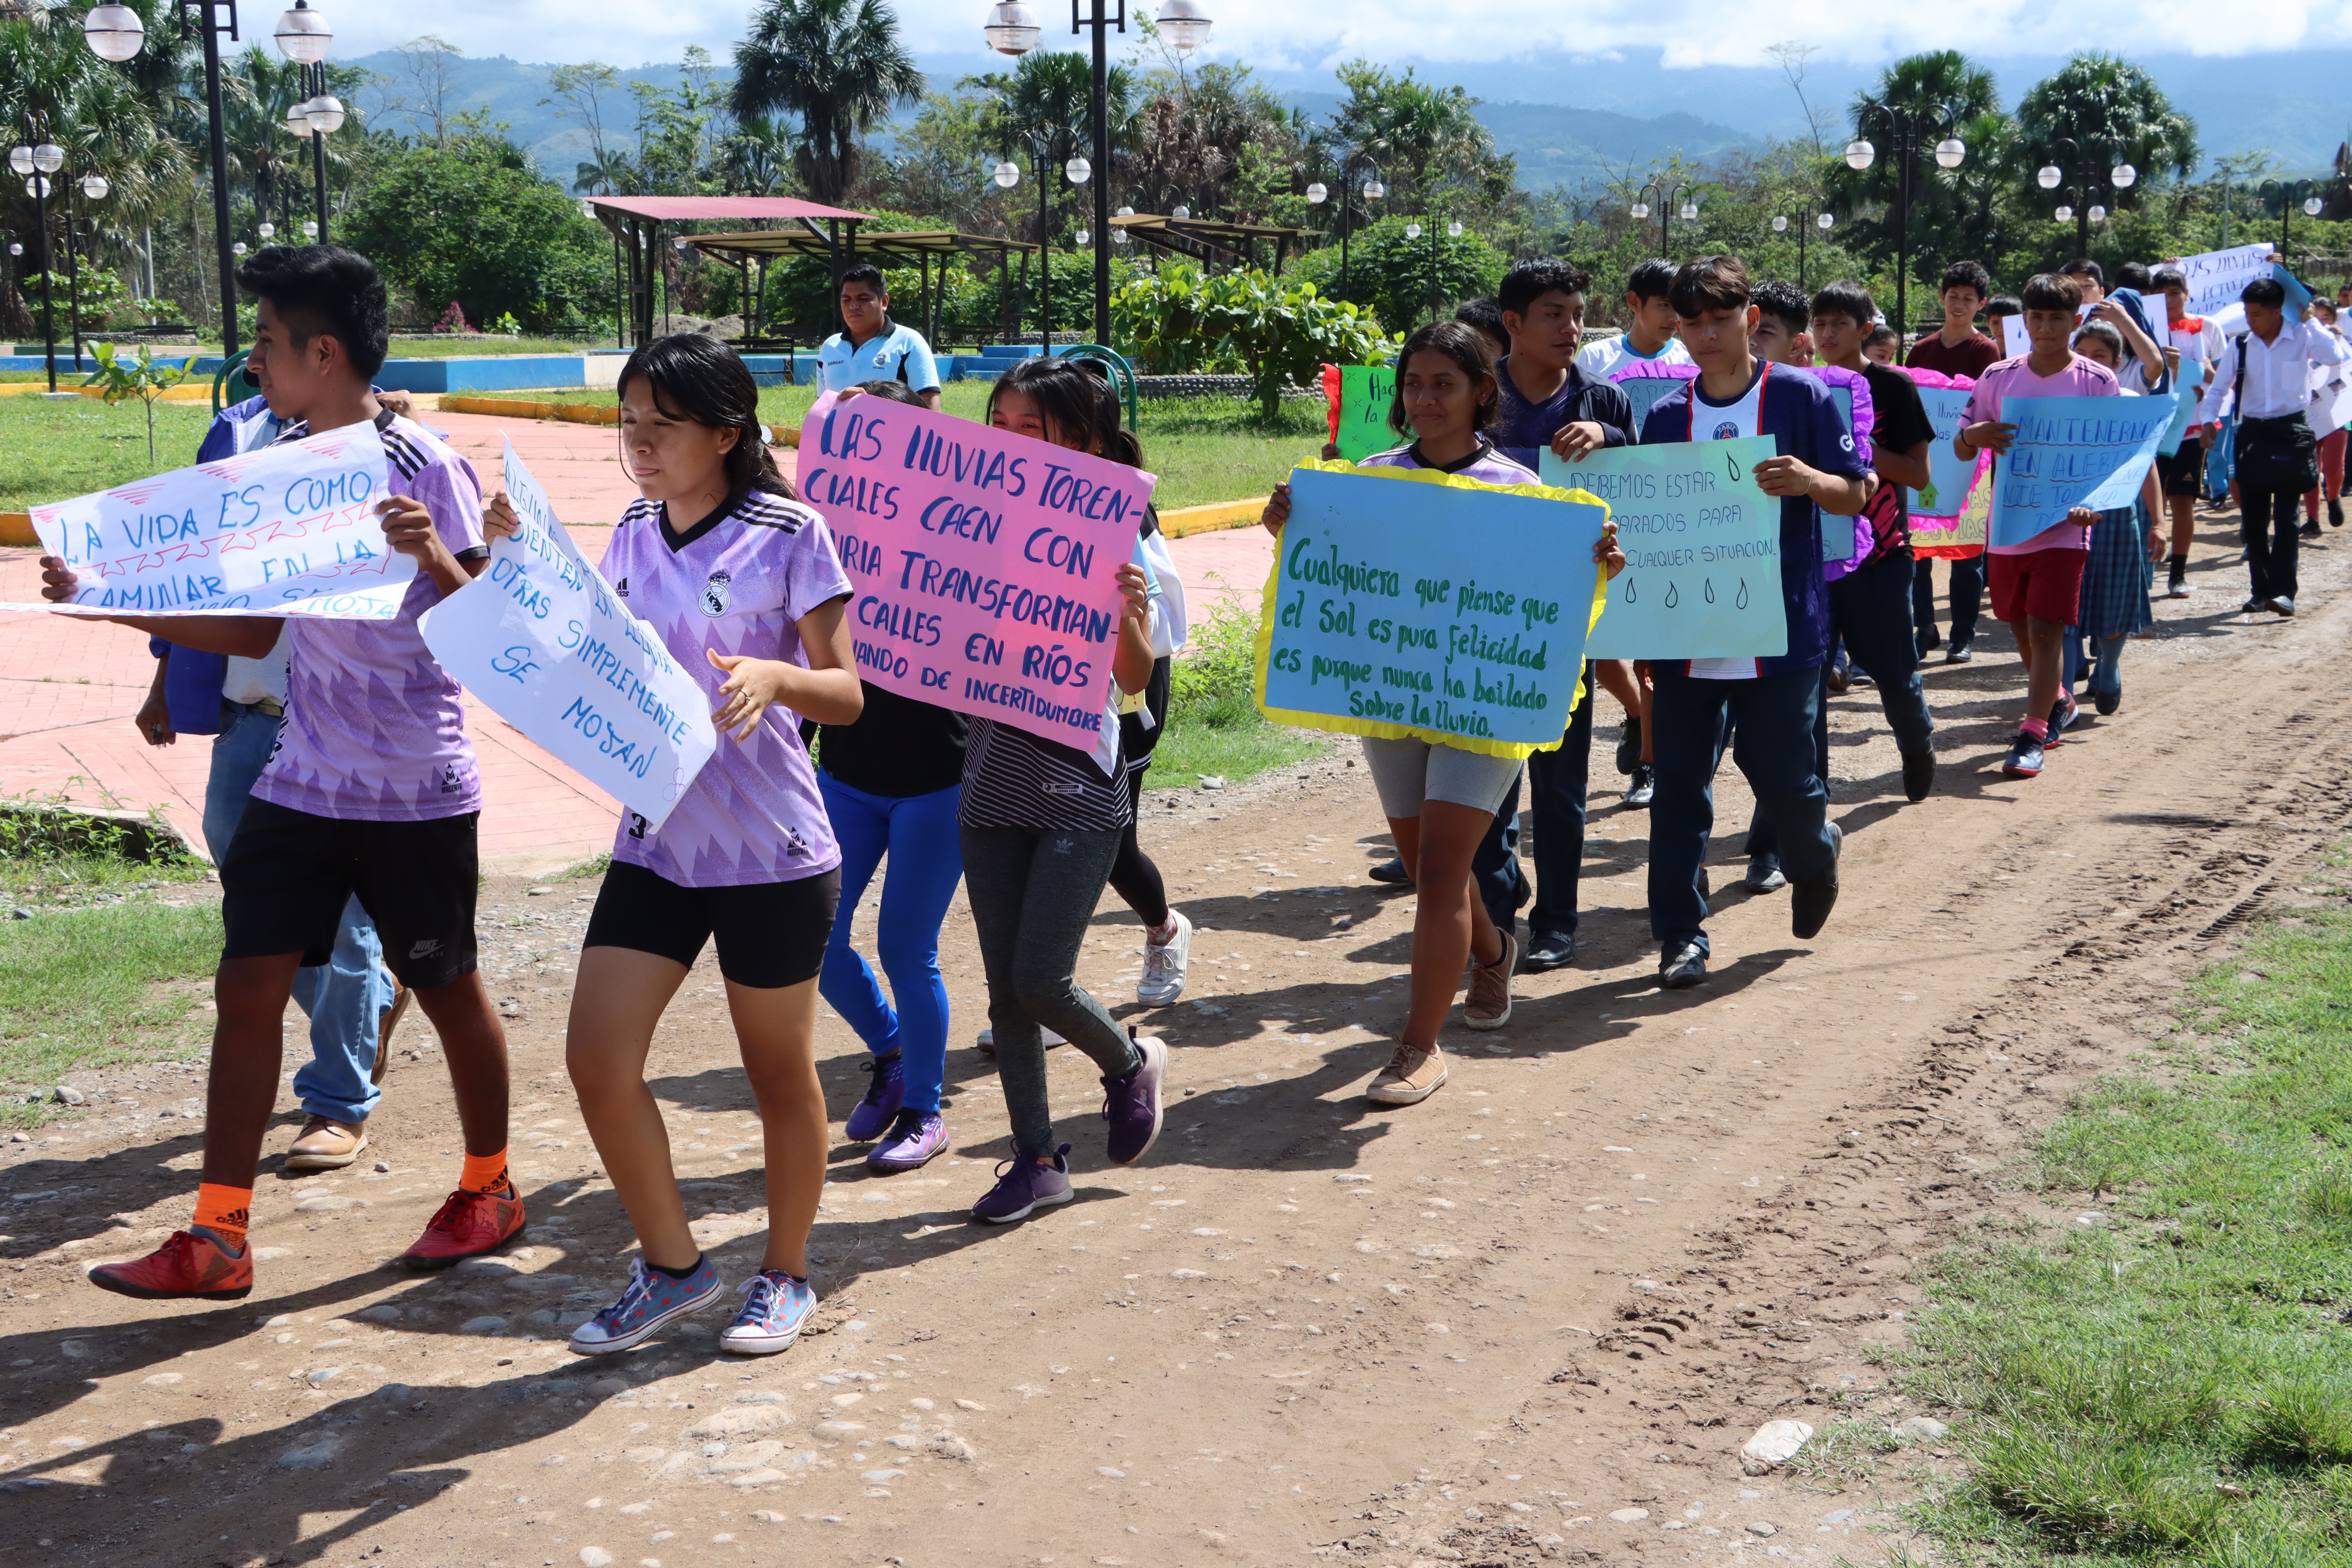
[5,514,2351,1568]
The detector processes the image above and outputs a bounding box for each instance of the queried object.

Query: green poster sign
[1334,365,1398,461]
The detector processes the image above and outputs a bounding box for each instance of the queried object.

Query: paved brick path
[0,410,1274,871]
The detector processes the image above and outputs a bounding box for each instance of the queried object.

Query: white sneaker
[976,1025,1065,1053]
[1136,908,1194,1006]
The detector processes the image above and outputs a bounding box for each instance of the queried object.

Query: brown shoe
[285,1115,369,1172]
[1464,928,1516,1031]
[1366,1042,1448,1106]
[372,979,413,1087]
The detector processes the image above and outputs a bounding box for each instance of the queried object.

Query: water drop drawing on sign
[1663,581,1679,609]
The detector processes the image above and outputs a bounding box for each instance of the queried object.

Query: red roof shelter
[584,196,875,347]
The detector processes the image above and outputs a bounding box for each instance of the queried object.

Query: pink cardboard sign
[798,394,1157,757]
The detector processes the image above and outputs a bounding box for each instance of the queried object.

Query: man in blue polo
[816,264,942,409]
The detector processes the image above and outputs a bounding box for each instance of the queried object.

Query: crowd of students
[35,236,2332,1354]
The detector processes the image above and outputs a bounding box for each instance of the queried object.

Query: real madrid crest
[702,569,733,617]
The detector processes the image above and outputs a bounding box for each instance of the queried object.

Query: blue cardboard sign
[1543,436,1788,660]
[1256,462,1609,756]
[1988,395,2173,546]
[1908,385,1984,519]
[2160,361,2206,458]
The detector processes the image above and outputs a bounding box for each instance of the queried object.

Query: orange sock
[460,1148,511,1195]
[193,1182,252,1249]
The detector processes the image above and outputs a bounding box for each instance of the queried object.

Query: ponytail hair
[617,332,792,503]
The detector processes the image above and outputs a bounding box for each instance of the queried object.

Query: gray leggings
[960,824,1142,1158]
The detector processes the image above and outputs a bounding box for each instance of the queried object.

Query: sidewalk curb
[442,394,803,448]
[1161,497,1270,538]
[1,512,33,546]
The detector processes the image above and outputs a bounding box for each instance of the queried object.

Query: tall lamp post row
[2033,137,2134,258]
[78,0,341,359]
[2258,178,2327,256]
[1769,204,1836,293]
[982,0,1211,350]
[1305,156,1383,300]
[1844,100,1965,339]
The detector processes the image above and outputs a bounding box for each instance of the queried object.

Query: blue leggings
[817,774,963,1115]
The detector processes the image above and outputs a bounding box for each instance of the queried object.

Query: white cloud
[331,0,2352,70]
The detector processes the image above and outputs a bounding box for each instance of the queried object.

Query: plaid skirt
[2075,500,2155,638]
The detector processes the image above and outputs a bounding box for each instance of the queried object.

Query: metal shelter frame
[1106,213,1304,274]
[686,227,1047,349]
[583,196,875,347]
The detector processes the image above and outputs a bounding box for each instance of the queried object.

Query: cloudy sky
[330,0,2352,71]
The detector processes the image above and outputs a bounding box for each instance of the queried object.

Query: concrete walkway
[0,409,1275,872]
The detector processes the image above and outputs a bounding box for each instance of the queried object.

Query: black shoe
[1623,764,1655,808]
[1513,870,1533,911]
[2302,520,2324,538]
[1900,745,1935,803]
[2332,499,2345,528]
[1522,928,1575,971]
[1614,715,1642,776]
[2244,596,2268,614]
[1369,855,1412,886]
[1790,824,1842,940]
[1744,854,1786,893]
[1659,941,1707,989]
[1825,661,1852,694]
[1917,626,1943,654]
[2093,681,2121,716]
[1943,637,1974,664]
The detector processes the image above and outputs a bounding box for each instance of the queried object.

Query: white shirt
[221,634,290,707]
[2195,319,2352,423]
[1684,364,1771,682]
[1573,332,1694,383]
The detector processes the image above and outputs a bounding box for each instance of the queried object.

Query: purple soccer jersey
[601,489,853,888]
[1359,441,1542,486]
[250,411,489,823]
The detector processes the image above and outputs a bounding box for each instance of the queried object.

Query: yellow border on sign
[1253,458,1613,761]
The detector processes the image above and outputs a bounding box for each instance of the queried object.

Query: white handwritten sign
[418,439,717,832]
[7,425,405,618]
[2171,243,2274,319]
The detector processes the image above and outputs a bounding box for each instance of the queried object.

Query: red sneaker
[400,1185,526,1270]
[89,1229,253,1301]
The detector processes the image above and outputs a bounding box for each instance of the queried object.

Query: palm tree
[730,0,924,206]
[965,49,1136,237]
[722,115,798,196]
[1827,51,2002,296]
[573,146,633,196]
[2014,53,2200,206]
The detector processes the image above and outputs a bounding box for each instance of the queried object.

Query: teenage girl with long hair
[963,355,1168,1222]
[1262,321,1622,1107]
[485,333,860,1355]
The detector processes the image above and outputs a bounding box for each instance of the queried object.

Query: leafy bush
[1169,583,1266,730]
[1113,262,1396,417]
[1288,215,1509,334]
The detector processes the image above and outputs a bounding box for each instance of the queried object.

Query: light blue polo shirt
[816,321,940,393]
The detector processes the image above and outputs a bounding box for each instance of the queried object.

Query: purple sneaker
[844,1049,905,1143]
[1102,1032,1167,1167]
[971,1144,1073,1223]
[868,1108,949,1174]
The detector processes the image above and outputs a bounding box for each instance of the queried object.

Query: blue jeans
[817,774,963,1116]
[1649,663,1836,959]
[205,703,391,1125]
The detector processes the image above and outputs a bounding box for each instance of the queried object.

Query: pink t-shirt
[1961,353,2121,554]
[602,488,853,888]
[251,412,488,822]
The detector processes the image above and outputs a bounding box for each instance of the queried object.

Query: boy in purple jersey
[40,246,522,1301]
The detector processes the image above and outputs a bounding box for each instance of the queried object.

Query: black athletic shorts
[583,860,839,988]
[220,797,480,989]
[2161,441,2206,497]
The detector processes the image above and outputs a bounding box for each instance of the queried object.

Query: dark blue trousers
[1472,664,1594,938]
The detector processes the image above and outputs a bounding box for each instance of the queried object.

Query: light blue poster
[2160,361,2206,458]
[1544,436,1789,660]
[1988,395,2174,547]
[1907,386,1983,519]
[1616,368,1699,432]
[1256,463,1608,755]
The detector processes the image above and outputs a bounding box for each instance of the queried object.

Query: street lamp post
[2258,179,2326,259]
[1308,151,1383,301]
[983,0,1210,350]
[1846,99,1966,346]
[6,115,62,390]
[286,58,345,243]
[81,0,281,359]
[2033,137,2133,260]
[1770,202,1836,293]
[1630,178,1696,259]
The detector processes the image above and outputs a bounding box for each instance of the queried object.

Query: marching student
[807,378,970,1175]
[1955,272,2116,779]
[1574,259,1696,381]
[2193,273,2352,617]
[1265,320,1625,1099]
[1862,325,1900,365]
[2152,264,2224,597]
[41,245,520,1300]
[1907,261,2001,379]
[1487,258,1640,972]
[523,334,858,1357]
[2060,321,2164,715]
[962,356,1168,1222]
[1637,256,1873,989]
[2302,296,2349,533]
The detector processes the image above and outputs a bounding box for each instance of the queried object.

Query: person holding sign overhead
[41,245,522,1301]
[816,264,942,411]
[494,333,862,1358]
[1263,321,1625,1103]
[1955,272,2118,779]
[2192,272,2351,618]
[1636,256,1875,990]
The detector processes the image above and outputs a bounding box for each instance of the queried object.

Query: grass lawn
[1896,882,2352,1563]
[0,396,215,511]
[1147,587,1327,790]
[383,335,611,359]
